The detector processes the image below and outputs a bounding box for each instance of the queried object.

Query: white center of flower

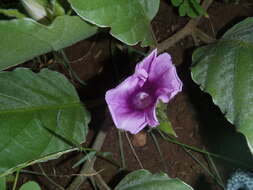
[133,92,153,109]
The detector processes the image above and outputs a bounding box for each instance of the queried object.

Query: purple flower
[105,49,182,134]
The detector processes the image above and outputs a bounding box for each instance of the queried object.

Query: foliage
[0,177,6,190]
[170,0,206,18]
[0,0,251,188]
[68,0,160,46]
[115,169,193,190]
[19,181,42,190]
[156,101,177,137]
[0,179,42,190]
[0,68,90,176]
[0,15,96,70]
[191,17,253,153]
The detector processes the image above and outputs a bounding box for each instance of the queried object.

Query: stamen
[133,92,153,109]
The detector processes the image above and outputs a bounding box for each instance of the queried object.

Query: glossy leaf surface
[68,0,159,46]
[115,169,193,190]
[191,18,253,152]
[0,15,97,70]
[0,68,90,176]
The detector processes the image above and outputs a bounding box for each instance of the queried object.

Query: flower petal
[149,53,183,101]
[106,75,140,105]
[115,111,147,134]
[105,75,148,134]
[135,68,148,87]
[135,49,157,74]
[145,105,159,127]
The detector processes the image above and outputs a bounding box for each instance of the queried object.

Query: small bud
[21,0,48,21]
[132,131,147,147]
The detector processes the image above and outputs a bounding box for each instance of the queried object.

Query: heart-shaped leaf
[68,0,159,46]
[114,169,193,190]
[191,17,253,152]
[0,68,90,176]
[0,15,97,70]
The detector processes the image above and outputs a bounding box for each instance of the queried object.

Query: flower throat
[133,92,153,109]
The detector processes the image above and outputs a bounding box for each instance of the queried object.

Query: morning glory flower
[105,49,182,134]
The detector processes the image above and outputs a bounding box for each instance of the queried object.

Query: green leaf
[189,0,207,17]
[68,0,160,46]
[0,9,26,18]
[179,1,187,16]
[156,101,177,137]
[191,17,253,152]
[19,181,41,190]
[171,0,183,7]
[158,122,177,137]
[0,15,97,71]
[0,68,90,176]
[186,0,198,18]
[177,0,205,18]
[0,177,6,190]
[114,169,193,190]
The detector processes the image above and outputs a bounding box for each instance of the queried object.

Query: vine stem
[12,170,20,190]
[125,132,144,169]
[183,148,226,189]
[92,169,112,190]
[38,164,65,190]
[159,131,252,169]
[156,0,215,54]
[66,110,111,190]
[150,131,168,173]
[118,130,126,169]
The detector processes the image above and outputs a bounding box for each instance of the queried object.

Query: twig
[38,164,65,190]
[188,0,214,27]
[158,131,252,169]
[66,111,110,190]
[89,176,98,190]
[12,170,20,190]
[91,169,111,190]
[21,169,102,178]
[206,153,225,189]
[192,27,216,44]
[150,132,169,173]
[70,40,97,64]
[149,23,158,48]
[157,0,215,54]
[125,132,144,169]
[58,50,86,86]
[183,148,225,189]
[157,24,192,53]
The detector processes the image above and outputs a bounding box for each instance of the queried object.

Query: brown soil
[16,0,253,190]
